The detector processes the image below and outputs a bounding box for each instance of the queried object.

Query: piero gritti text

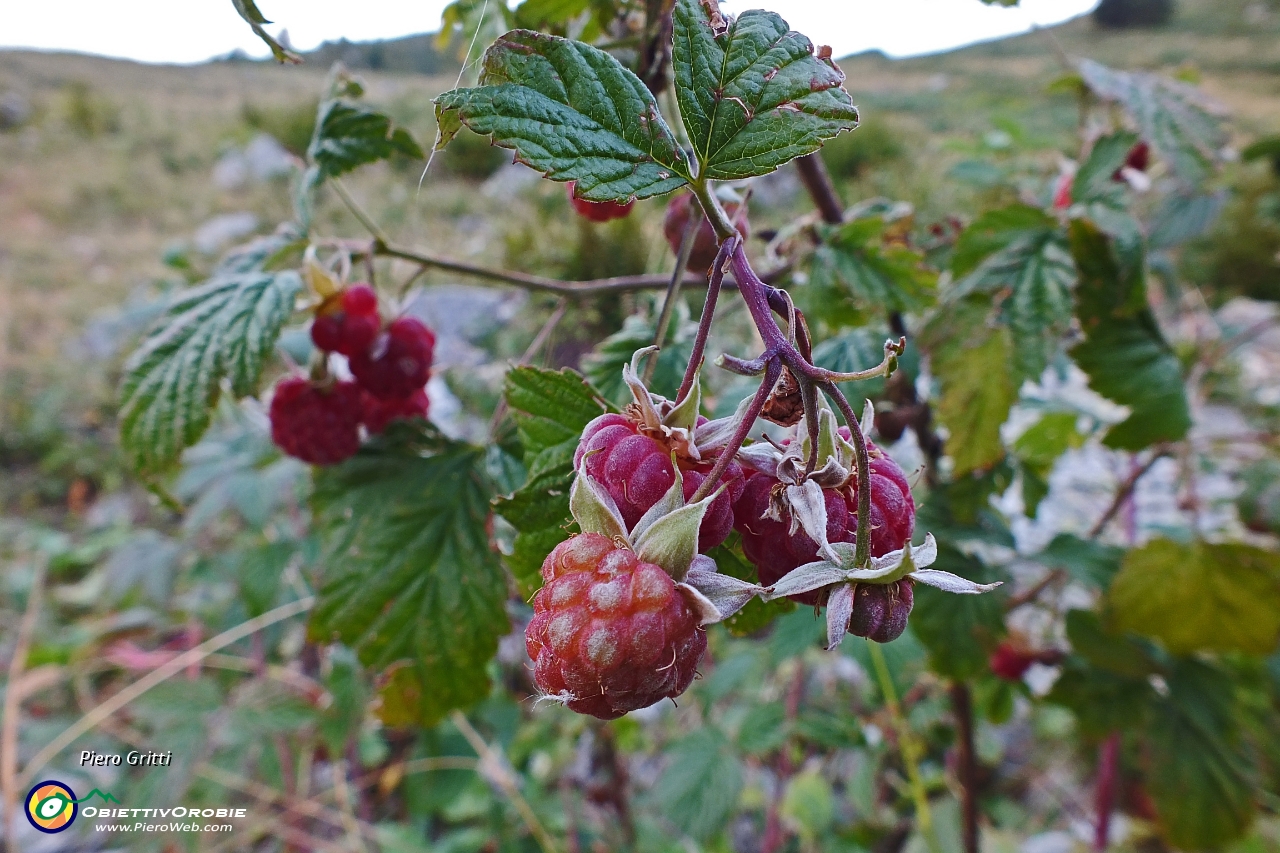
[79,750,173,767]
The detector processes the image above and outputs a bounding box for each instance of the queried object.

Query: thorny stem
[821,379,874,568]
[870,643,937,850]
[1094,732,1121,851]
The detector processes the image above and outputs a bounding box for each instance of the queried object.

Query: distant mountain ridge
[220,31,461,76]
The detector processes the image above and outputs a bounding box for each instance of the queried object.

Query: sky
[1,0,1098,65]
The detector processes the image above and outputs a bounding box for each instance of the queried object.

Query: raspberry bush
[17,2,1269,852]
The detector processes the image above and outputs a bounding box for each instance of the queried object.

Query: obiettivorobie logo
[24,781,119,834]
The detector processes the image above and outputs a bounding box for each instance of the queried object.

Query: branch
[794,153,845,225]
[950,683,979,853]
[1088,447,1172,539]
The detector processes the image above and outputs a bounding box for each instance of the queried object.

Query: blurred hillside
[1,0,1278,509]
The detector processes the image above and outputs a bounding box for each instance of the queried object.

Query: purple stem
[820,379,873,568]
[688,359,782,504]
[677,235,737,402]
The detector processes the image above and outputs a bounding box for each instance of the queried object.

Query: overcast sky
[2,0,1097,65]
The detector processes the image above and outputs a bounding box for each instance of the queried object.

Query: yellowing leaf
[1107,539,1280,655]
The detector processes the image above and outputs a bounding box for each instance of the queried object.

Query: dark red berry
[847,580,914,643]
[1113,141,1150,181]
[525,533,706,719]
[989,641,1037,681]
[350,317,436,400]
[567,181,634,222]
[662,192,750,273]
[269,377,362,466]
[310,284,381,357]
[733,442,915,604]
[361,388,429,434]
[574,413,745,551]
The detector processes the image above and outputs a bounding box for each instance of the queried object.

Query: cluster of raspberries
[526,407,916,719]
[269,284,435,465]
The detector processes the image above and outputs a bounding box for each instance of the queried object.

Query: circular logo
[25,781,78,834]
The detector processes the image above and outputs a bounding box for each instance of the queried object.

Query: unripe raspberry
[269,377,362,465]
[525,533,706,719]
[574,413,745,552]
[361,388,429,434]
[662,192,749,273]
[847,579,914,643]
[311,283,381,357]
[566,181,634,222]
[1052,172,1073,209]
[989,641,1037,681]
[733,442,915,604]
[350,317,436,400]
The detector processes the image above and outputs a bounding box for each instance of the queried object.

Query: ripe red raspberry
[269,377,362,465]
[989,641,1037,681]
[361,388,429,434]
[662,192,750,273]
[574,413,745,552]
[847,580,914,643]
[350,316,436,400]
[525,533,706,719]
[733,443,915,605]
[566,181,634,222]
[311,284,381,357]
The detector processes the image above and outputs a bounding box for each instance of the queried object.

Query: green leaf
[582,308,693,406]
[781,771,835,840]
[496,367,608,595]
[1107,539,1280,656]
[1078,59,1226,185]
[809,217,936,318]
[1147,660,1257,849]
[1064,609,1158,679]
[1046,657,1154,737]
[672,0,859,180]
[435,30,690,201]
[915,467,1016,549]
[1011,411,1085,517]
[909,544,1009,680]
[1069,219,1190,450]
[706,536,795,637]
[231,0,301,63]
[307,99,424,185]
[119,233,303,472]
[309,424,508,727]
[1148,190,1227,251]
[656,728,743,842]
[926,301,1018,476]
[1036,533,1123,589]
[1073,131,1139,206]
[949,208,1076,381]
[513,0,590,29]
[232,540,297,618]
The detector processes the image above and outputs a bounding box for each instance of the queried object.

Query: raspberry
[662,192,750,273]
[361,388,429,434]
[733,442,915,604]
[847,580,914,643]
[525,533,706,719]
[269,377,362,465]
[311,284,381,357]
[989,641,1037,681]
[567,181,634,222]
[1113,141,1150,180]
[350,316,436,400]
[574,412,745,552]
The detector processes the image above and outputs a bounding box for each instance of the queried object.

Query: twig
[332,178,392,246]
[1087,448,1172,539]
[646,213,702,383]
[1005,569,1067,612]
[450,711,560,853]
[17,597,315,789]
[488,298,569,437]
[794,153,845,225]
[950,683,979,853]
[2,560,47,852]
[332,760,368,853]
[676,236,735,401]
[1094,732,1120,851]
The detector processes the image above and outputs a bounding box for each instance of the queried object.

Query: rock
[194,212,259,254]
[244,133,297,181]
[0,90,31,130]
